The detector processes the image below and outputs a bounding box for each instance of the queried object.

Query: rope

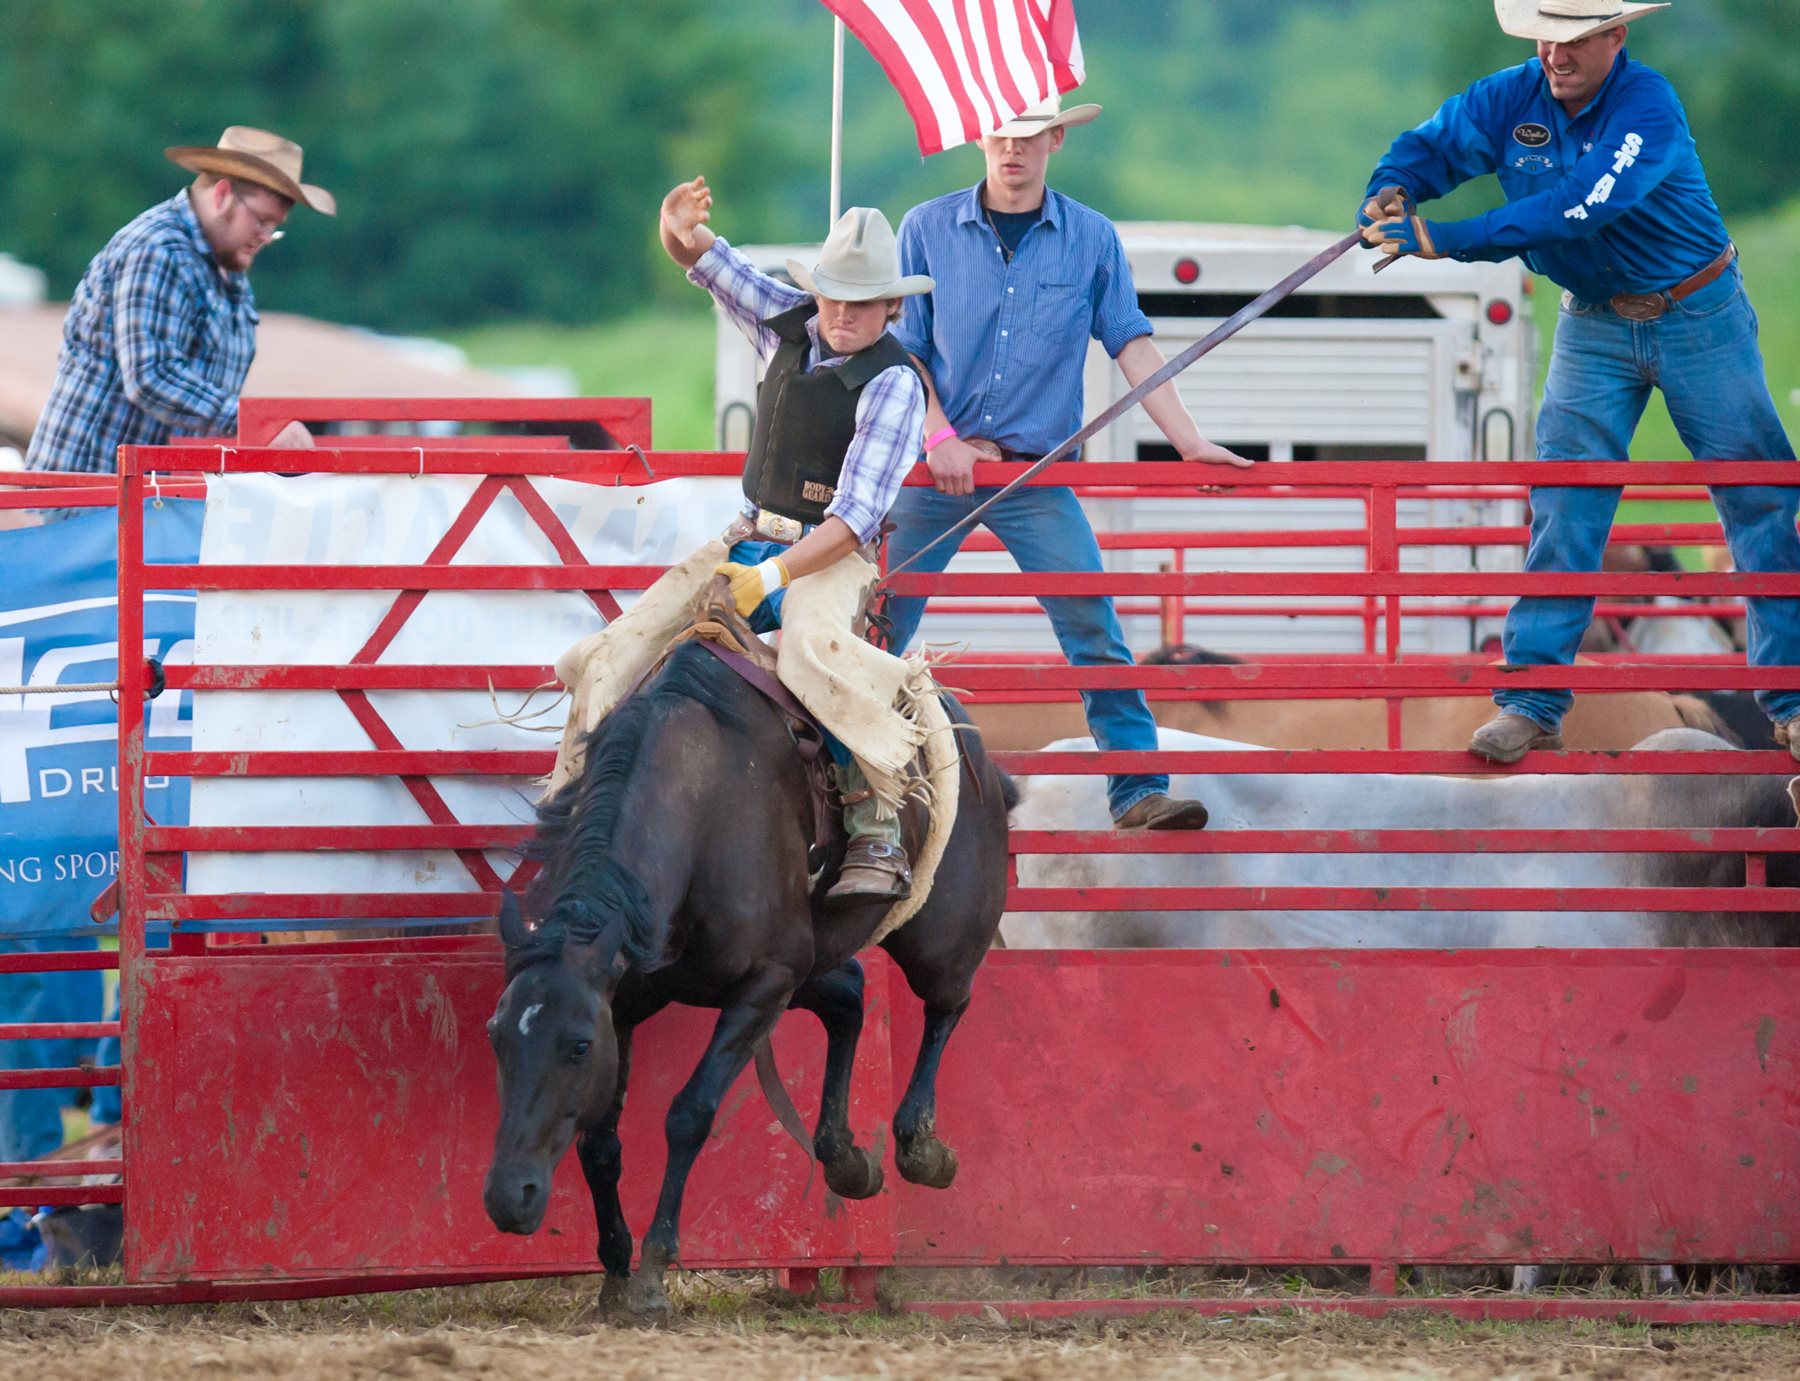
[0,683,119,696]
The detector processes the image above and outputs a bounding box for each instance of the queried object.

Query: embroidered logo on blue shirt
[1512,123,1552,147]
[1512,154,1557,174]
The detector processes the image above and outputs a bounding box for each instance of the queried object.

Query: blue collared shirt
[27,191,258,474]
[688,237,924,544]
[894,182,1153,458]
[1367,52,1731,302]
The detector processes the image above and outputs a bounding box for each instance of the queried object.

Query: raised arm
[660,175,717,269]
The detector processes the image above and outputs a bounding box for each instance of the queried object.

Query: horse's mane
[516,644,753,978]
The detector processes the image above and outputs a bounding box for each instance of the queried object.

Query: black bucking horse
[481,638,1013,1320]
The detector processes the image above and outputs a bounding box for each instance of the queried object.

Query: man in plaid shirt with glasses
[25,127,335,480]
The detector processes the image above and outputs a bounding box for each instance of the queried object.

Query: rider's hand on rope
[715,557,790,618]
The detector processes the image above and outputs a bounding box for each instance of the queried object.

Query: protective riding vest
[742,302,916,527]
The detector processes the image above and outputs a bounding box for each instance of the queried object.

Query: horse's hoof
[622,1277,674,1326]
[823,1145,885,1200]
[621,1243,675,1324]
[896,1135,959,1189]
[597,1273,631,1319]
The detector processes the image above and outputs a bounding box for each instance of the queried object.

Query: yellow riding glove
[714,557,791,618]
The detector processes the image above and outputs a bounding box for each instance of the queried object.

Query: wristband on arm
[923,425,958,454]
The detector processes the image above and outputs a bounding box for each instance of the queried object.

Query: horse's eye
[565,1040,592,1065]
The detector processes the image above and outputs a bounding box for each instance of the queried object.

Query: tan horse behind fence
[963,646,1726,753]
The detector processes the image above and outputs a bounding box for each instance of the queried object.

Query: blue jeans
[1499,264,1800,730]
[886,484,1168,819]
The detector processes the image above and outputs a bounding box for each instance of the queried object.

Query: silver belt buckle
[753,508,803,545]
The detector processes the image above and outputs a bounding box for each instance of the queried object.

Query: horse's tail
[753,1038,817,1194]
[997,767,1020,813]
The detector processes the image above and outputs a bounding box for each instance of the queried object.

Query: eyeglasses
[233,188,287,244]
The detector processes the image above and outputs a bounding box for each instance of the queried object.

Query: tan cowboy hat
[988,92,1101,140]
[786,207,933,302]
[1495,0,1670,43]
[165,126,337,216]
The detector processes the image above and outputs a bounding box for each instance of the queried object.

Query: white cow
[1004,727,1795,951]
[1004,725,1789,1294]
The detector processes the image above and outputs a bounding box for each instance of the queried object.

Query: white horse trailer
[715,224,1538,656]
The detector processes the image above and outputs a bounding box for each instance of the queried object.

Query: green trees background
[0,0,1794,332]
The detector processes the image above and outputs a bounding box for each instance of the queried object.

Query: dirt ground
[6,1276,1800,1381]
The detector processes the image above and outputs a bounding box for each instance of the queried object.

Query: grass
[448,306,718,449]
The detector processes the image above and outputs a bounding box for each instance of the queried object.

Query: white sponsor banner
[188,473,741,906]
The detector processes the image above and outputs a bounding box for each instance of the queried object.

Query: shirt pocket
[190,302,225,361]
[1032,279,1090,346]
[1497,155,1562,203]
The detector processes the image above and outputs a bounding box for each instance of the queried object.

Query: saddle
[655,577,842,860]
[631,576,965,932]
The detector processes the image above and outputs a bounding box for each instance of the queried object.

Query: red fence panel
[7,412,1792,1318]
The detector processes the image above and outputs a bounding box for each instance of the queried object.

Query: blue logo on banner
[0,502,203,937]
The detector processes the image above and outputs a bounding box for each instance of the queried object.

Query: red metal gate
[7,403,1797,1321]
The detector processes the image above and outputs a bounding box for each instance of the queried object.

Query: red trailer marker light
[1173,258,1201,285]
[1486,299,1514,325]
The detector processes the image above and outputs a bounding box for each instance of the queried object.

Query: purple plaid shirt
[27,191,257,474]
[689,237,924,543]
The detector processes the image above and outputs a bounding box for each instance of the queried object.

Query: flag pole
[829,18,845,225]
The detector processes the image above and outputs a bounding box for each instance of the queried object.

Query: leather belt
[1606,243,1736,322]
[966,438,1044,465]
[728,507,809,546]
[726,507,882,561]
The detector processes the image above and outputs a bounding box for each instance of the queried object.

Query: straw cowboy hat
[164,127,337,216]
[989,92,1101,140]
[786,207,933,301]
[1495,0,1670,44]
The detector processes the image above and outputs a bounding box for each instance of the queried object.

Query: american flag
[822,0,1086,157]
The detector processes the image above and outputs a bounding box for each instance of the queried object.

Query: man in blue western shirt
[1360,0,1800,764]
[892,95,1250,832]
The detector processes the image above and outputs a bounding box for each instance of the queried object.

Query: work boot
[827,838,912,903]
[1774,719,1800,761]
[1114,793,1209,831]
[1468,712,1562,764]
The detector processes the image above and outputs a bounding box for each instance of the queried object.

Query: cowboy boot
[1468,711,1562,764]
[826,760,911,903]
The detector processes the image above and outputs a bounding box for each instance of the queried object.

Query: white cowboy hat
[165,126,337,216]
[786,207,933,302]
[988,92,1102,140]
[1495,0,1670,44]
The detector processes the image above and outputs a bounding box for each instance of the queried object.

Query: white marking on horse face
[518,1002,544,1037]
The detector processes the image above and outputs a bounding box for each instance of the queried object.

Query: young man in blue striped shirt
[892,95,1249,831]
[549,178,934,902]
[25,127,331,478]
